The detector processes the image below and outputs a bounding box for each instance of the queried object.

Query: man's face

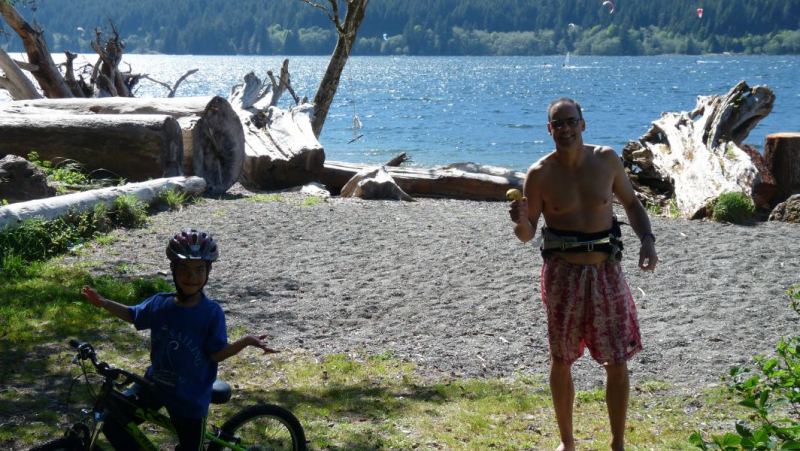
[173,259,209,295]
[547,102,585,148]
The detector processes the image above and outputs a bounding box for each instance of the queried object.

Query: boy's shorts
[540,255,643,365]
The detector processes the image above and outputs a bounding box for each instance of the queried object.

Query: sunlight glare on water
[3,54,797,172]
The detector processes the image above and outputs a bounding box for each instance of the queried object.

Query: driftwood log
[622,81,775,218]
[229,67,325,190]
[764,132,800,204]
[0,113,183,181]
[340,166,414,201]
[0,176,206,230]
[0,48,41,100]
[0,96,244,194]
[320,161,524,201]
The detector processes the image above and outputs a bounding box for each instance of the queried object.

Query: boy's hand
[81,286,104,308]
[245,334,279,354]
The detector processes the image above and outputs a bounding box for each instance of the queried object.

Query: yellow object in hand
[506,188,522,201]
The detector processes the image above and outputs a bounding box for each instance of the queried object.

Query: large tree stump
[229,70,325,190]
[0,114,183,181]
[764,132,800,204]
[622,81,775,218]
[0,96,244,194]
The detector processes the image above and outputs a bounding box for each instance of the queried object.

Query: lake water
[4,54,798,172]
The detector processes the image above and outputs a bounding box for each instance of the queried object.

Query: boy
[82,228,276,451]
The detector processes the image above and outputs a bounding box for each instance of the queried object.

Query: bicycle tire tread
[208,404,307,451]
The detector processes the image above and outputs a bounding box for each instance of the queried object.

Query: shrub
[690,286,800,450]
[109,194,148,228]
[711,192,755,224]
[0,217,80,262]
[0,197,145,266]
[27,152,88,193]
[155,187,188,211]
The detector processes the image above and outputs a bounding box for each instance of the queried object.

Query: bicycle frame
[64,340,250,451]
[87,379,249,451]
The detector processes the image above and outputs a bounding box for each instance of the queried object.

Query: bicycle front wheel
[29,436,84,451]
[209,404,307,451]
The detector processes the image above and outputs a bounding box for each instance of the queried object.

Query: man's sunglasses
[549,117,581,129]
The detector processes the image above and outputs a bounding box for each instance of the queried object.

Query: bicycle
[31,340,307,450]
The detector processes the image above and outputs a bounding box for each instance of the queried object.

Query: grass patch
[302,196,326,207]
[646,202,663,216]
[0,255,751,449]
[153,187,193,211]
[247,193,284,203]
[0,260,171,348]
[3,313,749,450]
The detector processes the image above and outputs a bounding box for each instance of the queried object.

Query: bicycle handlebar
[68,339,154,390]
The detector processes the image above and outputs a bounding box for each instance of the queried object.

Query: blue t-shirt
[128,292,227,418]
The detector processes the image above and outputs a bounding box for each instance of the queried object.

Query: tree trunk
[0,96,245,194]
[622,81,775,218]
[0,1,72,98]
[320,161,524,201]
[0,176,206,230]
[764,132,800,204]
[311,0,369,138]
[0,114,183,181]
[0,47,41,100]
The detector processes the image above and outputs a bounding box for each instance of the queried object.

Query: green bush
[0,217,81,262]
[690,286,800,450]
[0,197,147,266]
[711,192,755,224]
[109,194,148,228]
[155,187,188,211]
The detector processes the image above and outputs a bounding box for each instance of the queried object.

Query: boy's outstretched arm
[81,286,133,323]
[210,334,279,363]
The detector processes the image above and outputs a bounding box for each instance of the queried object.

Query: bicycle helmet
[166,229,219,263]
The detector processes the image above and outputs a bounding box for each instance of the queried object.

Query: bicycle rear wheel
[29,436,84,451]
[208,404,307,451]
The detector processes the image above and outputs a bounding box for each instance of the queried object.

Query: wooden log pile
[0,96,244,194]
[622,80,776,218]
[0,113,184,180]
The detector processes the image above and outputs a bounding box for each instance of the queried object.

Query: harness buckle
[587,242,594,252]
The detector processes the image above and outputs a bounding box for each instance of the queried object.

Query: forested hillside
[2,0,799,55]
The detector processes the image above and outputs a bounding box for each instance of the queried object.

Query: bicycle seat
[211,380,232,404]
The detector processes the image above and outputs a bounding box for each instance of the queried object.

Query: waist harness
[540,217,624,263]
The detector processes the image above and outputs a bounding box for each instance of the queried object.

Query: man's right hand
[508,197,529,224]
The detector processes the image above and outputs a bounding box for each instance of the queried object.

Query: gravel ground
[67,186,800,393]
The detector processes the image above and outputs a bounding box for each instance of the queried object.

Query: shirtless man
[509,98,657,451]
